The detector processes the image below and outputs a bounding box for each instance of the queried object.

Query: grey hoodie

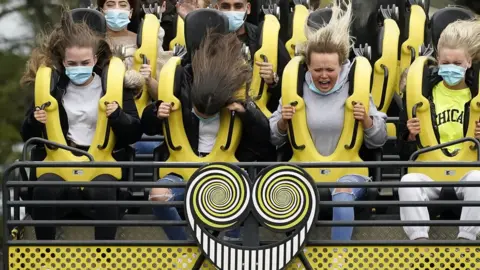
[269,60,388,156]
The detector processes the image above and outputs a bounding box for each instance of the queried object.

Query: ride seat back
[184,9,229,55]
[350,0,379,58]
[307,8,332,30]
[71,8,106,36]
[430,6,475,53]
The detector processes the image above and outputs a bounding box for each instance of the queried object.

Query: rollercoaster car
[5,1,480,270]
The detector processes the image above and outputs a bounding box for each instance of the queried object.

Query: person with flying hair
[97,0,173,155]
[141,30,272,241]
[398,19,480,241]
[20,8,143,240]
[269,0,388,241]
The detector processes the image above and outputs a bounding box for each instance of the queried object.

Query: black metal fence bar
[7,240,480,247]
[5,160,480,169]
[8,220,480,226]
[5,159,480,270]
[7,180,480,188]
[8,200,480,207]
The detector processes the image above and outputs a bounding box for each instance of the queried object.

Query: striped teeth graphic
[186,164,318,270]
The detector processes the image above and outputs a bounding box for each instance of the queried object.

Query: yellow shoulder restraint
[133,14,160,116]
[282,56,371,182]
[157,57,243,180]
[372,14,400,138]
[371,18,400,114]
[250,14,280,118]
[406,56,480,180]
[169,15,186,50]
[35,57,125,181]
[398,4,427,97]
[285,4,309,59]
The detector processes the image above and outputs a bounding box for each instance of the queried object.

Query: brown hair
[190,30,251,115]
[97,0,137,9]
[302,0,354,65]
[21,7,111,87]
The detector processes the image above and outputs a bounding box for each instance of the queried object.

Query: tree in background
[0,0,80,164]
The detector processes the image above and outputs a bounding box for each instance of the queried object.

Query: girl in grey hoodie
[269,0,388,241]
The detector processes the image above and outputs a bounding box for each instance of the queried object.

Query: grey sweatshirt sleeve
[364,95,388,149]
[269,99,289,146]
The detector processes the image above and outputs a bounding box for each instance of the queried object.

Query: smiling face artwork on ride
[185,163,319,270]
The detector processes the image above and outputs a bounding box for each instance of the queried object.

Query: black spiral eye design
[252,165,318,232]
[185,163,318,270]
[186,163,250,230]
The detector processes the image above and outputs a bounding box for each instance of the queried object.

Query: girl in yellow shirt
[399,19,480,241]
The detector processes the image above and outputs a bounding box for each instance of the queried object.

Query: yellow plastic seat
[285,3,309,58]
[156,9,243,180]
[34,57,126,181]
[132,14,160,116]
[371,6,400,114]
[169,15,185,50]
[398,2,428,97]
[157,57,243,180]
[250,13,280,117]
[281,55,372,182]
[405,56,480,179]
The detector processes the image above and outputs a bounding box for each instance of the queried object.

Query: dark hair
[21,7,112,87]
[97,0,137,9]
[190,30,251,115]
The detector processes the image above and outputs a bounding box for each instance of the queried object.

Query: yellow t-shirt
[432,82,471,153]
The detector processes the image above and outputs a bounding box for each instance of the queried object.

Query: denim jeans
[134,141,161,155]
[151,174,242,240]
[330,174,369,240]
[151,174,188,240]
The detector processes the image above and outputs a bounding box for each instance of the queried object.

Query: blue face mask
[223,11,246,32]
[192,109,220,123]
[305,72,342,96]
[65,66,94,85]
[105,9,130,32]
[438,64,467,86]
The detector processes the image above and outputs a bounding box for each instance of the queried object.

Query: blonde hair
[302,0,354,65]
[437,19,480,63]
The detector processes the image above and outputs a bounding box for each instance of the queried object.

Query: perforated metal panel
[8,246,479,269]
[8,246,214,270]
[304,246,480,269]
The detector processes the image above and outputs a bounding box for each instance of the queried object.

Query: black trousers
[31,173,118,240]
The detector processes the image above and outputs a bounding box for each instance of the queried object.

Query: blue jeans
[151,174,242,240]
[151,174,188,240]
[330,174,368,240]
[134,141,161,155]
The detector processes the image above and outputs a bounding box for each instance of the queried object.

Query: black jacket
[141,64,275,162]
[242,22,291,112]
[398,66,479,160]
[21,68,143,153]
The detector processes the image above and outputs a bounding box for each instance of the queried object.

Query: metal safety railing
[4,157,480,268]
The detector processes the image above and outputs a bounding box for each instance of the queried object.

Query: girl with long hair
[142,30,272,240]
[20,8,142,240]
